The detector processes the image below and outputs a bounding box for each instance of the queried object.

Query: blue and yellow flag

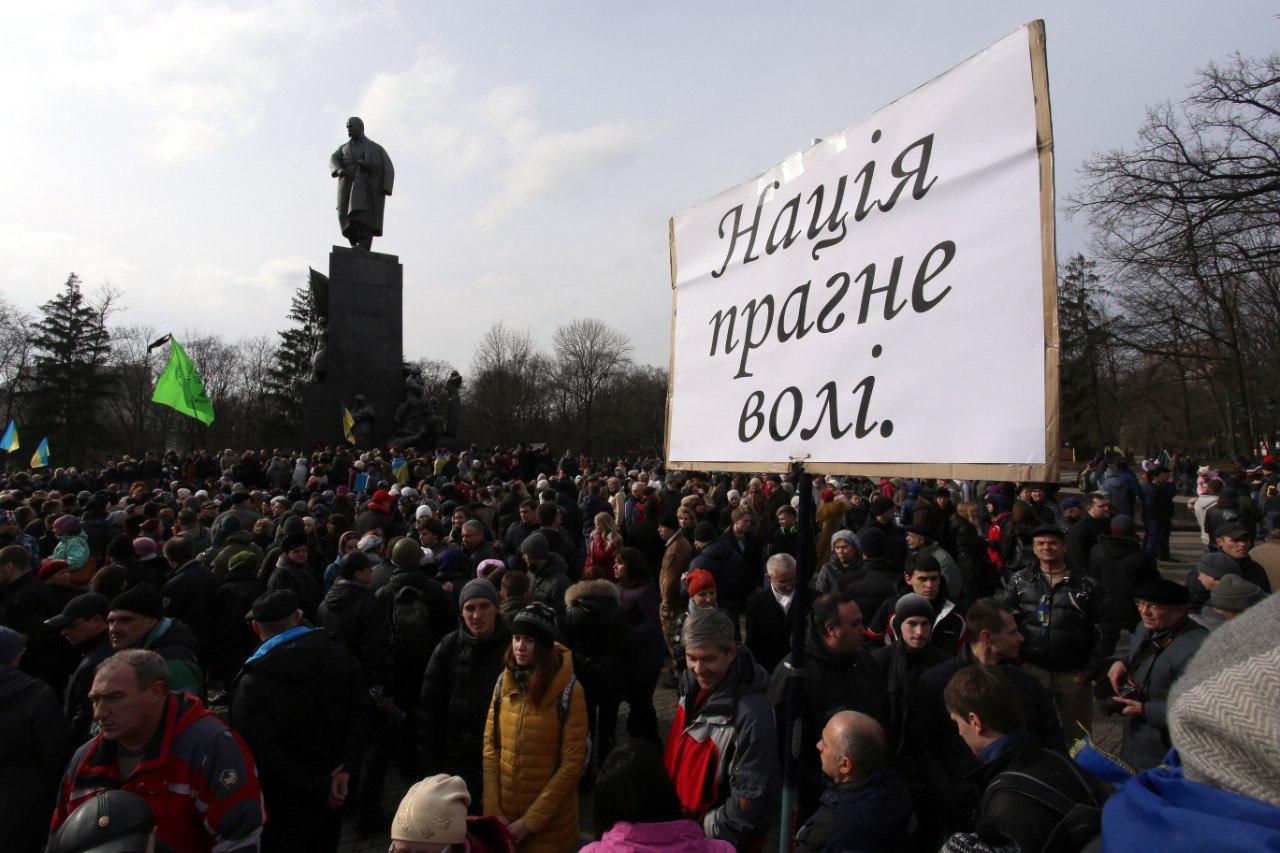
[0,421,17,452]
[30,437,49,469]
[342,402,356,445]
[391,457,409,484]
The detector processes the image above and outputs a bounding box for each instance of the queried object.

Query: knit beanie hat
[520,532,549,560]
[132,537,158,558]
[0,626,21,665]
[391,774,470,844]
[511,601,557,646]
[280,532,308,552]
[869,496,894,516]
[686,568,717,597]
[1197,551,1239,581]
[110,584,164,620]
[857,527,887,559]
[894,592,934,624]
[1169,590,1280,806]
[831,529,858,549]
[460,578,500,608]
[693,521,718,544]
[1210,574,1267,613]
[1110,515,1136,536]
[38,560,70,581]
[53,514,81,536]
[228,550,260,576]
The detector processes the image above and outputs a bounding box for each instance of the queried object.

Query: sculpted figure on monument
[311,331,328,383]
[329,117,395,250]
[388,370,463,450]
[350,394,376,447]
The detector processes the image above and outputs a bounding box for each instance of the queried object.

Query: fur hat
[390,774,470,844]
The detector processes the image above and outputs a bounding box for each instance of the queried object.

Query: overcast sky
[4,2,1276,369]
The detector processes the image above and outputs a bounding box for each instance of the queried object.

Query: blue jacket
[795,769,914,853]
[1103,751,1280,852]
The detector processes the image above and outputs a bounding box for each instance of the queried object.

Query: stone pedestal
[301,247,403,448]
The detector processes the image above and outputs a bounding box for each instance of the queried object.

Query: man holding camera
[1105,578,1207,771]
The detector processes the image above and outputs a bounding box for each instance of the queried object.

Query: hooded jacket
[563,579,630,697]
[668,644,779,848]
[483,644,587,853]
[690,537,748,605]
[1090,534,1160,633]
[529,552,572,618]
[53,692,264,853]
[581,819,736,852]
[211,562,265,684]
[866,577,968,655]
[135,617,204,699]
[0,665,68,853]
[318,577,393,691]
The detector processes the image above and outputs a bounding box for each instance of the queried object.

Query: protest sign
[667,22,1058,480]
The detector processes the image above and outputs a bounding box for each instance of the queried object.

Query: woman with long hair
[483,602,587,852]
[584,512,624,580]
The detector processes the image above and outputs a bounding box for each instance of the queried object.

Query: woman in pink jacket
[582,741,735,852]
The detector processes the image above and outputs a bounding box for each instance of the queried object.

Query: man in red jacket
[51,649,264,852]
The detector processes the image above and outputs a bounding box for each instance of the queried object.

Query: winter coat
[1101,750,1280,852]
[1,570,76,692]
[63,629,113,744]
[52,693,264,853]
[813,554,862,595]
[580,820,735,852]
[133,617,205,699]
[528,553,573,618]
[1102,467,1142,519]
[667,643,778,847]
[318,578,394,691]
[658,534,693,610]
[870,635,951,752]
[867,580,968,655]
[689,536,749,605]
[162,557,216,664]
[744,586,792,675]
[833,558,901,627]
[794,770,915,853]
[1067,513,1111,577]
[562,580,629,699]
[211,569,265,684]
[419,619,512,798]
[815,500,846,564]
[1113,617,1208,770]
[908,644,1066,835]
[230,628,370,818]
[483,644,587,853]
[0,665,69,853]
[616,581,666,675]
[53,531,90,570]
[1002,566,1112,672]
[266,554,321,622]
[1090,534,1160,633]
[769,627,889,816]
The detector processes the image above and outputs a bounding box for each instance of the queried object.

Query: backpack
[389,584,433,658]
[980,751,1109,853]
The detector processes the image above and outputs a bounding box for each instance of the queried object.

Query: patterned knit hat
[511,601,557,646]
[1169,590,1280,806]
[390,774,469,844]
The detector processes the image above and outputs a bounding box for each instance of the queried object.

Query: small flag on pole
[342,402,356,445]
[392,458,409,483]
[30,437,48,469]
[152,337,215,425]
[0,421,17,452]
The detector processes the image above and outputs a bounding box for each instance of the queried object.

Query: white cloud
[49,1,360,164]
[357,47,653,224]
[0,226,138,309]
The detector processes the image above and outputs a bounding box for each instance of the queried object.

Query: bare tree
[467,321,549,447]
[550,318,634,456]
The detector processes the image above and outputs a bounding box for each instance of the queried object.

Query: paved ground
[335,514,1205,852]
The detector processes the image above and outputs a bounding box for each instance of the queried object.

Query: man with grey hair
[664,607,778,848]
[745,553,796,673]
[52,650,265,852]
[459,518,498,578]
[795,711,914,852]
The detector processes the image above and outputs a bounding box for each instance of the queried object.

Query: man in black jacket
[942,666,1106,853]
[231,590,371,853]
[46,592,113,743]
[1067,491,1111,572]
[745,553,795,675]
[160,537,215,666]
[0,543,75,692]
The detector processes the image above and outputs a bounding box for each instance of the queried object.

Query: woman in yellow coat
[483,601,588,853]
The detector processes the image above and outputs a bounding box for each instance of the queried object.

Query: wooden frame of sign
[664,20,1060,482]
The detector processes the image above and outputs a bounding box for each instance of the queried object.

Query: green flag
[152,338,215,424]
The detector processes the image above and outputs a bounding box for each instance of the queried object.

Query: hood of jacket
[322,578,373,612]
[0,665,45,704]
[565,578,620,610]
[141,617,199,656]
[1096,533,1142,560]
[239,627,337,682]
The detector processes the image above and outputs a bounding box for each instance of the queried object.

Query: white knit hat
[391,774,470,843]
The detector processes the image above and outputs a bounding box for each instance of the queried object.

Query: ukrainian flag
[342,402,356,445]
[0,421,16,452]
[30,437,49,469]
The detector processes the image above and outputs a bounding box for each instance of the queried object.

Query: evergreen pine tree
[264,284,321,441]
[27,273,114,465]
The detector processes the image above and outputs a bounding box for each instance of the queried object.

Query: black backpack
[980,752,1109,853]
[389,584,433,658]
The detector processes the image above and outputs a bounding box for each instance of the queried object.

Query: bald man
[795,711,914,852]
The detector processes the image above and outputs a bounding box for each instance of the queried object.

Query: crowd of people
[1,443,1279,852]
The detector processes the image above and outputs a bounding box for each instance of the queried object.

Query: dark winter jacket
[833,558,901,629]
[813,554,862,596]
[318,578,394,691]
[210,568,265,684]
[795,769,914,853]
[375,567,458,663]
[909,644,1066,835]
[230,628,370,814]
[690,537,749,605]
[418,618,511,793]
[266,554,322,622]
[562,579,630,699]
[1067,513,1111,577]
[528,553,573,618]
[162,558,216,664]
[1113,617,1208,770]
[1003,566,1112,671]
[1090,534,1160,633]
[744,587,792,675]
[1,571,76,691]
[870,632,951,753]
[867,578,968,655]
[1184,554,1272,614]
[0,665,69,853]
[64,628,113,744]
[131,617,205,699]
[1102,466,1142,519]
[666,645,779,848]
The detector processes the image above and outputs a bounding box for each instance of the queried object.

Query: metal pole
[777,461,815,849]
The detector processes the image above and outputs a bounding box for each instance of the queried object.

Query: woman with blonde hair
[484,602,587,852]
[584,512,624,580]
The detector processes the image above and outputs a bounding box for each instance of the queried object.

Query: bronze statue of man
[329,117,394,250]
